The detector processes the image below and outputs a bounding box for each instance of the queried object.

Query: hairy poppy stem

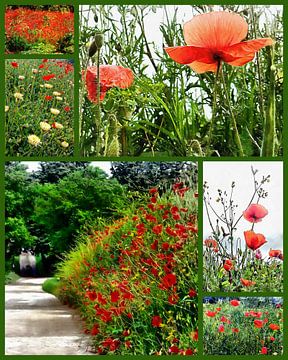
[221,72,244,156]
[207,62,220,152]
[261,46,276,156]
[95,50,101,156]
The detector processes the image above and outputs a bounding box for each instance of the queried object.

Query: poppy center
[213,53,222,61]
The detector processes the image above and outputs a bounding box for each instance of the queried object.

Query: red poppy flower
[165,11,273,73]
[240,278,256,287]
[244,230,267,251]
[218,324,225,333]
[223,259,233,271]
[42,74,56,81]
[110,290,120,303]
[169,345,180,354]
[168,293,179,305]
[85,65,134,103]
[45,95,52,101]
[216,307,221,312]
[204,238,219,252]
[188,289,197,297]
[269,249,283,259]
[64,106,71,112]
[269,323,280,331]
[261,347,268,355]
[254,319,264,328]
[270,336,275,341]
[90,323,100,336]
[230,299,240,307]
[160,273,177,289]
[152,224,162,235]
[232,328,239,333]
[243,204,268,223]
[86,290,97,301]
[205,310,217,317]
[185,349,194,355]
[151,315,162,327]
[11,61,19,68]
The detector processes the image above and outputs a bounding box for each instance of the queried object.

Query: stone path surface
[5,277,93,355]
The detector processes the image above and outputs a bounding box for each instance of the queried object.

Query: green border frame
[2,1,287,359]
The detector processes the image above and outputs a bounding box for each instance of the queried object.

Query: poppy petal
[165,46,214,65]
[223,38,274,58]
[223,53,255,67]
[183,11,248,49]
[188,61,219,73]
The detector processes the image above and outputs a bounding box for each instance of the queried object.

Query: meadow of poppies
[203,162,283,292]
[5,59,74,156]
[80,5,283,157]
[56,176,198,355]
[5,6,74,54]
[204,297,283,355]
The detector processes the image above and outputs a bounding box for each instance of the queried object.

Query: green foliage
[5,35,31,53]
[42,277,60,296]
[5,271,20,285]
[32,166,128,253]
[111,161,197,192]
[56,33,74,53]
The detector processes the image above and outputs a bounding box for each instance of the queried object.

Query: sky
[203,161,283,255]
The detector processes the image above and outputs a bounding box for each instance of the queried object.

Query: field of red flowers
[57,183,198,355]
[204,298,283,355]
[5,7,74,53]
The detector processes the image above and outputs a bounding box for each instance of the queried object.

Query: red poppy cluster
[5,8,74,49]
[58,184,198,355]
[205,300,283,355]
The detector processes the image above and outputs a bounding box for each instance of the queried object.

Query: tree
[111,161,198,192]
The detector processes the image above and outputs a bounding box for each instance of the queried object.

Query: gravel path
[5,277,93,355]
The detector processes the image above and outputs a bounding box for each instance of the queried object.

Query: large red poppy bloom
[243,204,268,223]
[244,230,267,251]
[269,249,283,259]
[165,11,273,73]
[85,65,134,103]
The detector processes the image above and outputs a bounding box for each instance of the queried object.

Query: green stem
[207,62,220,152]
[95,50,101,156]
[221,71,244,156]
[261,46,275,157]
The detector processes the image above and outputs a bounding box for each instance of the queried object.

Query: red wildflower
[45,95,52,101]
[261,347,268,355]
[244,230,267,250]
[185,349,194,355]
[110,290,120,303]
[11,61,18,68]
[191,329,198,341]
[269,323,280,331]
[269,249,283,259]
[86,290,97,301]
[85,65,134,103]
[216,307,221,312]
[125,340,131,348]
[90,323,100,336]
[243,203,268,223]
[169,345,180,354]
[254,319,264,328]
[168,293,179,305]
[232,328,239,333]
[162,242,170,251]
[165,11,273,73]
[149,187,158,194]
[160,273,177,289]
[204,238,218,252]
[270,336,275,341]
[42,74,56,81]
[122,329,130,337]
[220,316,230,324]
[240,278,256,287]
[218,324,225,333]
[152,224,162,235]
[223,259,233,271]
[64,106,71,112]
[205,310,217,317]
[152,315,162,327]
[188,289,197,297]
[230,299,240,307]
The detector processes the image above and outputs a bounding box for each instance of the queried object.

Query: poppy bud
[94,32,104,49]
[94,14,98,23]
[88,41,97,57]
[115,43,122,52]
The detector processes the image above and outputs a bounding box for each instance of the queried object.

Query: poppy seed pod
[94,14,98,23]
[88,41,97,57]
[94,32,104,49]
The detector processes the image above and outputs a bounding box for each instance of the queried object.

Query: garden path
[5,277,93,355]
